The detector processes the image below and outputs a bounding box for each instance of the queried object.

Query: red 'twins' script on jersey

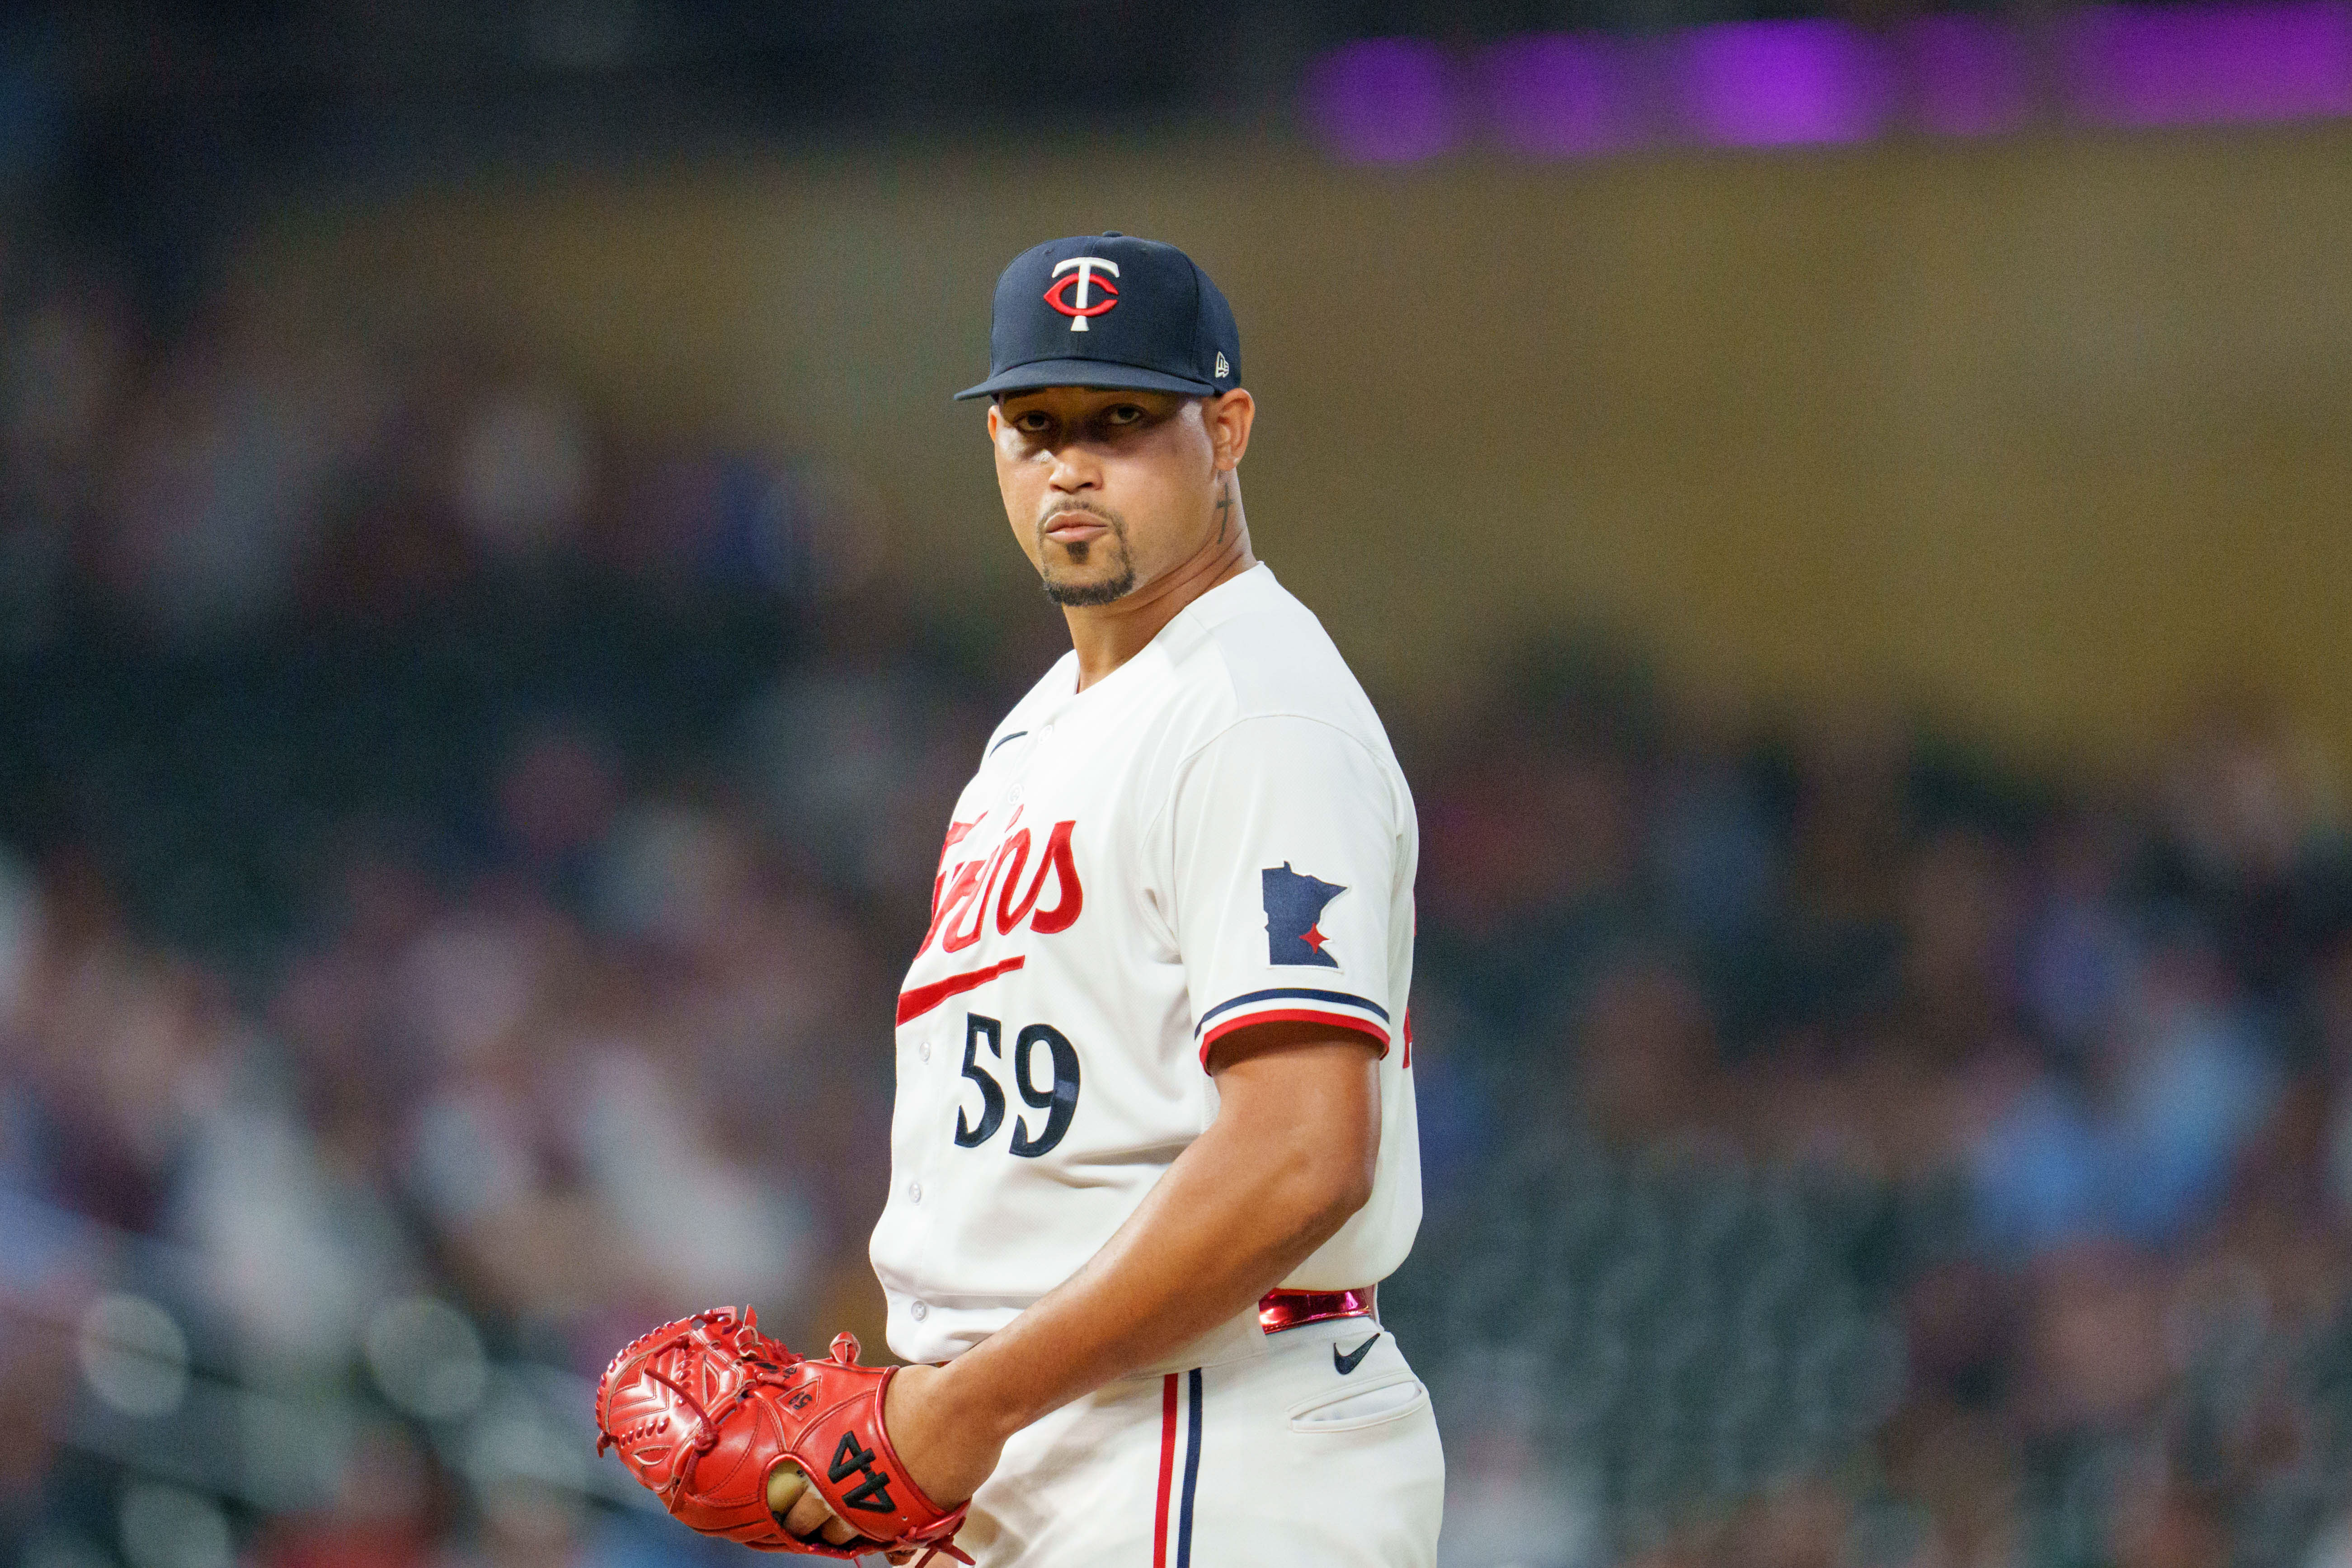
[897,815,1083,1024]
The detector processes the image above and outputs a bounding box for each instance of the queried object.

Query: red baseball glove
[594,1308,970,1564]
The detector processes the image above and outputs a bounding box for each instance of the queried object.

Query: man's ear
[1208,389,1255,471]
[986,401,1002,443]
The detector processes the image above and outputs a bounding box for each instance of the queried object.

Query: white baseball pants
[950,1315,1443,1566]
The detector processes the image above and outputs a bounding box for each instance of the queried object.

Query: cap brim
[953,358,1221,401]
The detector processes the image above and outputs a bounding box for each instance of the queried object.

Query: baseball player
[597,234,1441,1565]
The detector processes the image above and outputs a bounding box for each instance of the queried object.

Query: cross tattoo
[1214,477,1234,542]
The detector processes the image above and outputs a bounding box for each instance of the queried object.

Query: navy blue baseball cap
[955,232,1242,401]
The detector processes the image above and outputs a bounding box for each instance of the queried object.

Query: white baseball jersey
[870,563,1423,1366]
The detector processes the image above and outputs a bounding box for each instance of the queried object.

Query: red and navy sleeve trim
[1195,986,1391,1062]
[1196,987,1391,1031]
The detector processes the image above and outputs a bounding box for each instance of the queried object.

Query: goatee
[1043,563,1138,607]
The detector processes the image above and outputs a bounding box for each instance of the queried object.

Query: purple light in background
[1483,33,1634,156]
[1902,13,2032,136]
[2065,1,2352,125]
[1679,20,1896,146]
[1303,39,1462,164]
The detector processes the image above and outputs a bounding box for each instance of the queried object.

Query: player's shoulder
[1160,565,1386,744]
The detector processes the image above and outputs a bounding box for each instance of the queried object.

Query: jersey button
[907,1182,922,1203]
[919,1041,932,1063]
[910,1301,928,1321]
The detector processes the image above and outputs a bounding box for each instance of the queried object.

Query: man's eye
[1108,405,1143,423]
[1014,414,1053,433]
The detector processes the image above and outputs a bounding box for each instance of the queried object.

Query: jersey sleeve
[1166,715,1404,1065]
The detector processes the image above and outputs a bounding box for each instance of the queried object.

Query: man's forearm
[931,1031,1379,1444]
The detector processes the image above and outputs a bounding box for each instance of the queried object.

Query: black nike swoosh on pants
[1333,1333,1381,1375]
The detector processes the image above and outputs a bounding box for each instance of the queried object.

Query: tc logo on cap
[1044,257,1120,332]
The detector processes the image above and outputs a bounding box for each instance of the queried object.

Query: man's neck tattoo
[1214,477,1234,542]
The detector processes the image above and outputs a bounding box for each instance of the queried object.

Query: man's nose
[1047,447,1099,492]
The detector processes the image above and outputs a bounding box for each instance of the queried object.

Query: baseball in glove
[594,1307,970,1564]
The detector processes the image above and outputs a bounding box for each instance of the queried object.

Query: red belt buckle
[1257,1286,1377,1334]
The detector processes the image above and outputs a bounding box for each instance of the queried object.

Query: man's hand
[763,1364,1004,1551]
[766,1463,858,1549]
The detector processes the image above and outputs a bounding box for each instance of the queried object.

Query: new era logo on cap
[955,232,1242,401]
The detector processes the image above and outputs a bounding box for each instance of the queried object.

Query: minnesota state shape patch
[1262,862,1345,968]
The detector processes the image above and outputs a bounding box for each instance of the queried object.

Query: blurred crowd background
[8,6,2352,1568]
